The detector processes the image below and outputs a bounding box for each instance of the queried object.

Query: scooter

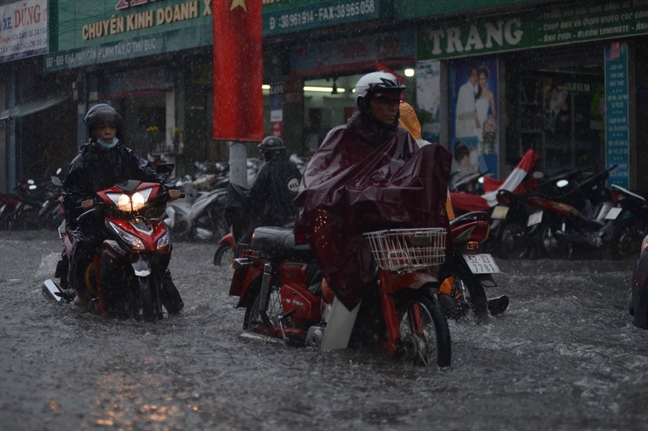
[229,226,452,366]
[164,178,229,241]
[43,165,181,320]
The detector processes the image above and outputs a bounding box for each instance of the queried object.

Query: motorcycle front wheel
[496,219,530,260]
[610,218,647,259]
[393,290,451,367]
[137,276,160,321]
[213,243,235,266]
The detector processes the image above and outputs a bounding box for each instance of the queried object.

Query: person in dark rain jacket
[63,103,184,315]
[237,136,302,246]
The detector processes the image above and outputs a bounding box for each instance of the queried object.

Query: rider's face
[94,122,117,143]
[370,96,400,126]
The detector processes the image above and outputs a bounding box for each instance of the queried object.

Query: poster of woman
[449,56,498,188]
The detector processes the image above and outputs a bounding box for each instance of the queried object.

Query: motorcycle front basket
[363,228,447,271]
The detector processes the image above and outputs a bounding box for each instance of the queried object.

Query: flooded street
[1,230,646,430]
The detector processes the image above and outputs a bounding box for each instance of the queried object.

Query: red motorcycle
[43,166,179,320]
[229,226,452,367]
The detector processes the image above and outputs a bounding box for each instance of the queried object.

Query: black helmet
[84,104,123,135]
[258,136,286,156]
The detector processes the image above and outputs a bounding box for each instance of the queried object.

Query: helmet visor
[372,91,403,101]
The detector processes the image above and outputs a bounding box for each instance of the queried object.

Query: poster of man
[449,56,498,188]
[416,60,441,143]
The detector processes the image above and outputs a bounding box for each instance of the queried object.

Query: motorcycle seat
[251,227,313,260]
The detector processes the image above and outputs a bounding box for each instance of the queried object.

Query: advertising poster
[604,41,629,188]
[416,59,441,143]
[0,0,48,62]
[449,56,498,187]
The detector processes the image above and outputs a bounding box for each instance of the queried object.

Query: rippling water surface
[1,231,646,430]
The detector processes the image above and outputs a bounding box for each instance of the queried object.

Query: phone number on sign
[269,0,375,30]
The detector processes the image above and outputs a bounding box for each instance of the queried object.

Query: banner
[605,41,629,188]
[0,0,48,63]
[212,0,264,142]
[449,56,499,188]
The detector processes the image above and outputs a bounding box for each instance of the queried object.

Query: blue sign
[604,41,629,189]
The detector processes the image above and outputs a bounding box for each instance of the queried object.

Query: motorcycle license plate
[491,205,509,219]
[463,254,500,274]
[527,211,543,227]
[605,207,622,220]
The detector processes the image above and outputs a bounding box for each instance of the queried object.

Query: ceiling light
[303,86,345,93]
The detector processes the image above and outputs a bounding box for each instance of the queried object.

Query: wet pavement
[1,229,646,430]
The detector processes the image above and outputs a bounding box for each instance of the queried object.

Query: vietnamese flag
[212,0,264,142]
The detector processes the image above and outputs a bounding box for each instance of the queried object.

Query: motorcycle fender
[475,273,497,288]
[381,272,438,296]
[130,255,151,277]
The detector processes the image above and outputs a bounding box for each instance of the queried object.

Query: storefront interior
[505,43,605,176]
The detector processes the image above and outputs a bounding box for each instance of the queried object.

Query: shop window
[511,72,604,176]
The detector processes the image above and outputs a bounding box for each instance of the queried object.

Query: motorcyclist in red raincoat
[295,72,452,310]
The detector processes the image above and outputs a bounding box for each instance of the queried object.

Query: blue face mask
[97,138,119,149]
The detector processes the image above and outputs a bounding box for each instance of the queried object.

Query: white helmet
[354,71,406,106]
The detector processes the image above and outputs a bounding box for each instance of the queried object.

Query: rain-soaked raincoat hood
[295,111,452,310]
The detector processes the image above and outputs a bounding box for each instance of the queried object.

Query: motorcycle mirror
[532,171,545,179]
[557,179,569,188]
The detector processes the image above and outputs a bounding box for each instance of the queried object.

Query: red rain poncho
[295,112,452,310]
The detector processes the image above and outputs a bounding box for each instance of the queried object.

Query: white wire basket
[364,228,447,271]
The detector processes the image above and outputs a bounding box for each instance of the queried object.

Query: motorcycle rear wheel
[446,267,488,323]
[394,291,451,367]
[243,282,286,335]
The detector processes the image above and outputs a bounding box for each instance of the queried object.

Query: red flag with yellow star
[212,0,264,142]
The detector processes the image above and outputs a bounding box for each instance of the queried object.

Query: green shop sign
[418,0,648,60]
[262,0,389,36]
[395,0,537,20]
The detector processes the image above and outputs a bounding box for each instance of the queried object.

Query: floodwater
[1,230,646,430]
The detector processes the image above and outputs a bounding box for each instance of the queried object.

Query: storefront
[1,0,77,193]
[43,0,215,174]
[414,0,648,189]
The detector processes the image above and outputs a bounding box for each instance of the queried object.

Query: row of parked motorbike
[452,158,648,261]
[0,168,65,231]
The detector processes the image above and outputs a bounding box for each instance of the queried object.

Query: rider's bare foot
[73,293,86,308]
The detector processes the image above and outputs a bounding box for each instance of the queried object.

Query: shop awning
[0,94,71,122]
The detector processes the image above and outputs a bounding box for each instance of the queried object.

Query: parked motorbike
[438,211,508,321]
[520,165,618,259]
[607,184,648,259]
[43,165,181,320]
[450,170,490,195]
[229,226,452,366]
[164,177,229,242]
